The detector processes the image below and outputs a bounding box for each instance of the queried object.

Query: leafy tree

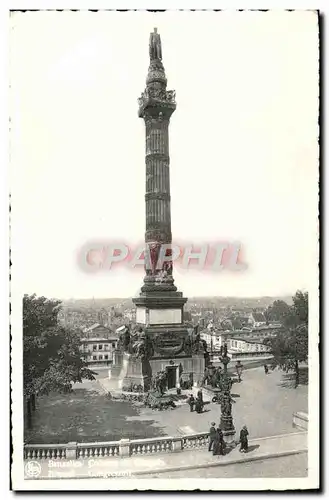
[265,300,291,323]
[292,290,308,324]
[23,294,96,426]
[265,291,308,388]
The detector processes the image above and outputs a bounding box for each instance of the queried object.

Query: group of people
[187,389,204,414]
[209,423,249,455]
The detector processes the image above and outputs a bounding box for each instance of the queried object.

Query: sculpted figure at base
[184,325,208,356]
[130,327,154,360]
[152,370,167,396]
[117,326,131,353]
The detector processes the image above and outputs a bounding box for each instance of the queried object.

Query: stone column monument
[127,28,207,388]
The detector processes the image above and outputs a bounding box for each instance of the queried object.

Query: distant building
[124,309,136,322]
[80,324,118,366]
[228,336,271,354]
[201,325,280,353]
[248,312,267,327]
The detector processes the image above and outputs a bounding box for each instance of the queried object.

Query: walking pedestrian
[208,422,216,452]
[264,364,269,375]
[187,394,195,412]
[239,425,249,453]
[236,361,244,382]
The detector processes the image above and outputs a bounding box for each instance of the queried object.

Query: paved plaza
[25,366,307,444]
[123,367,308,440]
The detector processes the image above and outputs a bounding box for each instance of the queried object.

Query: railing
[130,436,175,455]
[182,432,209,450]
[24,432,209,460]
[77,441,120,458]
[24,444,67,460]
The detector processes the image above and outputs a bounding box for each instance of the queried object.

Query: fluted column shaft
[145,117,171,244]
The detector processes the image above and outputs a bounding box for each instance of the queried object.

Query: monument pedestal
[121,353,152,392]
[108,350,124,379]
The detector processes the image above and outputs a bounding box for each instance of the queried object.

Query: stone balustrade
[130,436,175,455]
[24,431,209,460]
[24,444,67,460]
[77,441,120,459]
[182,432,209,450]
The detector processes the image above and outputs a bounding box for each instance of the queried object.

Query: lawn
[24,382,166,444]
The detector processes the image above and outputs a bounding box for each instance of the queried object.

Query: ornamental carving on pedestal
[154,331,185,357]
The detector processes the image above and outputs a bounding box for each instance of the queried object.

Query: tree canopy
[264,290,308,387]
[265,299,291,323]
[23,294,96,398]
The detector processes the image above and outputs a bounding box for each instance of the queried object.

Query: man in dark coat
[264,364,269,375]
[213,428,225,456]
[208,422,217,452]
[197,389,203,403]
[239,425,249,452]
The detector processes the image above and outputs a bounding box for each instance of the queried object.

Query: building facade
[80,324,118,366]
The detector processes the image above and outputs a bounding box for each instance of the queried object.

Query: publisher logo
[25,461,41,478]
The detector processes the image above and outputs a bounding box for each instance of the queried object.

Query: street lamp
[219,343,236,446]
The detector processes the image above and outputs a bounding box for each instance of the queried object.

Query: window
[99,355,103,360]
[98,344,103,350]
[104,355,108,360]
[112,343,116,348]
[104,344,109,350]
[93,345,97,351]
[93,356,97,360]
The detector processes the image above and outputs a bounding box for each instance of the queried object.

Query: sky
[9,10,319,299]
